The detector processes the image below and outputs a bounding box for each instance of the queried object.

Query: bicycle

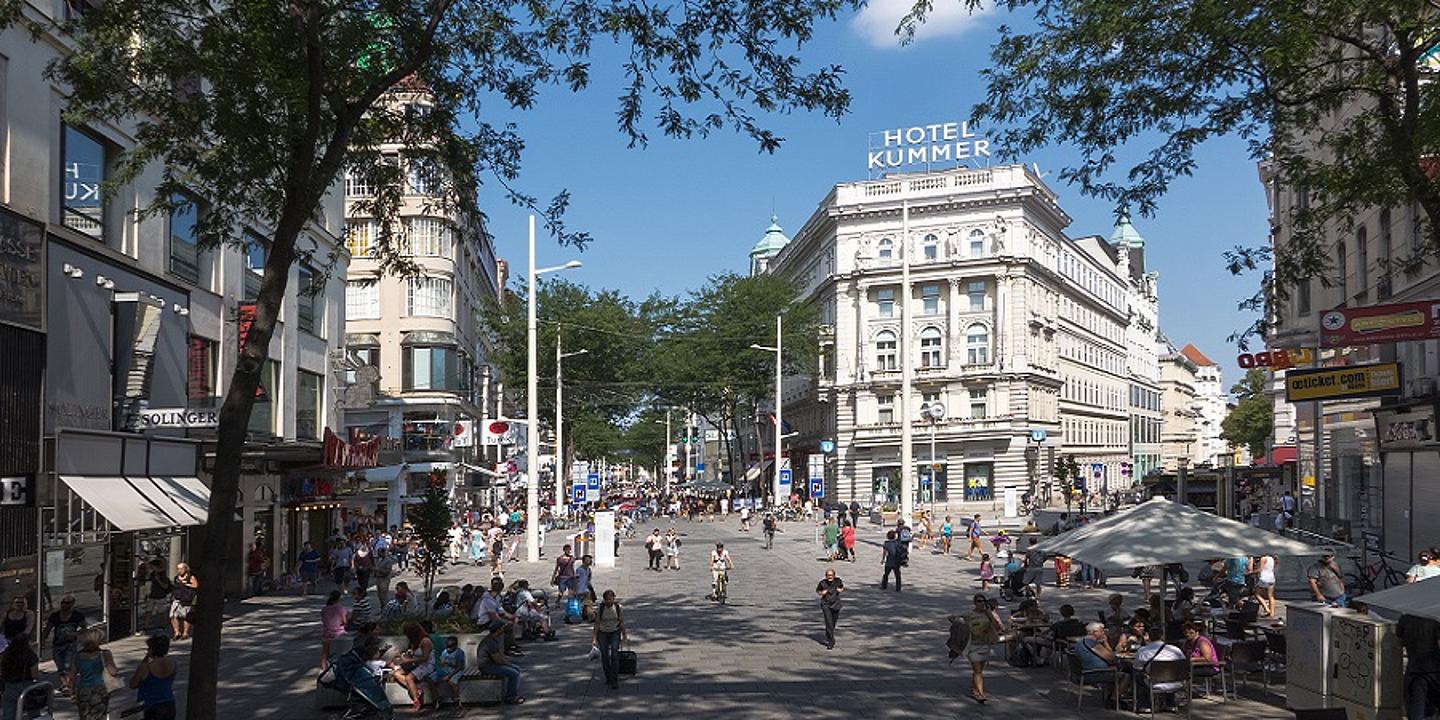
[711,570,729,604]
[1345,552,1407,595]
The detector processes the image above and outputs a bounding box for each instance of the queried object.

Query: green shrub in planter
[376,614,484,636]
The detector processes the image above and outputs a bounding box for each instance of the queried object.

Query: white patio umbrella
[1030,497,1320,570]
[1030,497,1321,625]
[1357,578,1440,622]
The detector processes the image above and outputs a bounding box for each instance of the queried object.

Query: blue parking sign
[572,484,586,504]
[810,478,824,499]
[778,468,792,487]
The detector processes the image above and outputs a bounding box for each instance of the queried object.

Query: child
[941,516,953,555]
[434,635,466,706]
[990,529,1011,556]
[979,553,995,590]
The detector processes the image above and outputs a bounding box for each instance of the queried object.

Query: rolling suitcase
[617,649,637,676]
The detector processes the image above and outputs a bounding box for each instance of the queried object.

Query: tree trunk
[185,213,301,718]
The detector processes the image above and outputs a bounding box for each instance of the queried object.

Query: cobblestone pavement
[42,514,1301,718]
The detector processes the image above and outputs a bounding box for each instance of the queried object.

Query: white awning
[61,476,189,532]
[154,476,211,523]
[127,477,202,526]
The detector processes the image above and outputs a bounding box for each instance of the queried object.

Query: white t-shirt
[1135,642,1187,691]
[1407,563,1440,582]
[710,550,732,570]
[472,592,503,624]
[739,508,751,520]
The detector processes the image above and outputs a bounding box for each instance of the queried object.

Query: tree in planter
[409,471,454,608]
[1051,454,1082,513]
[1222,368,1275,459]
[38,2,859,715]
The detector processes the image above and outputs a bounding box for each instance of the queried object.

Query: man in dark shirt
[881,531,902,592]
[1398,613,1440,720]
[816,569,845,649]
[45,594,85,694]
[1049,604,1088,641]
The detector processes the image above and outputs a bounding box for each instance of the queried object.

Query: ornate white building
[763,164,1157,510]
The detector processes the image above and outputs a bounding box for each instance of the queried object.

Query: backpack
[1008,641,1035,668]
[946,617,971,663]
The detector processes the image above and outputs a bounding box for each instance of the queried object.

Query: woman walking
[663,529,682,570]
[319,591,346,670]
[950,593,1004,704]
[129,634,178,720]
[592,590,628,690]
[70,633,120,720]
[0,633,38,720]
[1,597,35,644]
[1255,554,1278,617]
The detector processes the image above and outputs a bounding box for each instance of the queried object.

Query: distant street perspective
[1,1,1439,720]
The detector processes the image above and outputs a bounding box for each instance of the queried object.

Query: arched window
[1337,237,1348,297]
[920,326,943,368]
[966,323,990,365]
[923,233,939,260]
[877,237,894,260]
[969,229,987,257]
[875,330,898,371]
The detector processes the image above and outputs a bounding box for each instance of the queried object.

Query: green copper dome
[1110,215,1145,248]
[750,215,790,257]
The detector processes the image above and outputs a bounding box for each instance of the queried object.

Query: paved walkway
[43,515,1300,718]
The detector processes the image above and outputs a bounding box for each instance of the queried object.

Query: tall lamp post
[526,215,581,563]
[919,400,945,519]
[750,313,783,505]
[554,337,588,519]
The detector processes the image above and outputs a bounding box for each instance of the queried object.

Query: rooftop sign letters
[1320,301,1440,348]
[134,407,219,429]
[867,121,991,175]
[1284,362,1403,403]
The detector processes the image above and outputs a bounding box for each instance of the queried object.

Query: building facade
[340,87,503,527]
[1111,219,1164,480]
[763,164,1164,511]
[1,0,351,632]
[1260,156,1440,553]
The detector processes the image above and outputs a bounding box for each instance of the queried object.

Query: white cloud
[851,0,994,50]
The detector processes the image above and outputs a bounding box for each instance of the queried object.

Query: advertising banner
[1320,301,1440,347]
[1374,405,1439,452]
[1284,363,1403,402]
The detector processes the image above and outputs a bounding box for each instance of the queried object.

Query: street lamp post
[750,313,783,505]
[920,400,945,519]
[554,336,588,520]
[526,215,581,563]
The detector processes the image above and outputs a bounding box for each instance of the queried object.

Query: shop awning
[152,477,211,524]
[1251,446,1299,466]
[60,476,202,532]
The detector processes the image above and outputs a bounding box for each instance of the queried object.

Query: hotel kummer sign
[1320,300,1440,348]
[867,121,993,175]
[0,207,43,332]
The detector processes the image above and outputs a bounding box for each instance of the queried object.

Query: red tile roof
[1179,343,1217,366]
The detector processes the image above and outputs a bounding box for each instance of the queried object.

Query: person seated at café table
[1129,626,1187,711]
[1117,616,1150,653]
[1010,598,1049,626]
[1182,621,1222,687]
[1075,622,1121,703]
[1103,594,1126,627]
[1171,587,1198,622]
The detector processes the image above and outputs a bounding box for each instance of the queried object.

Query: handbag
[101,651,125,694]
[617,649,637,676]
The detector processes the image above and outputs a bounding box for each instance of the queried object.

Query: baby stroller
[12,682,52,720]
[318,646,393,719]
[998,564,1039,602]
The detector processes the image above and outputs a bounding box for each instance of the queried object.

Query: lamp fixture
[95,275,107,286]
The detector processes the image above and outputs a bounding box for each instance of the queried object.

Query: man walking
[644,529,663,571]
[762,513,778,550]
[1307,550,1348,606]
[880,530,903,592]
[964,514,985,561]
[823,518,840,562]
[816,568,844,650]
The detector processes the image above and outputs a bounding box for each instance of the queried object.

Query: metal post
[664,408,672,495]
[774,313,784,505]
[555,334,565,518]
[899,198,914,523]
[929,419,937,518]
[1177,456,1189,507]
[525,216,540,563]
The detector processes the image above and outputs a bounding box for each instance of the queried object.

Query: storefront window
[402,412,450,453]
[62,125,108,241]
[297,371,322,439]
[403,346,460,392]
[872,467,899,507]
[187,336,215,400]
[243,233,266,300]
[248,360,279,435]
[964,462,994,501]
[919,465,948,503]
[297,263,323,336]
[169,193,205,285]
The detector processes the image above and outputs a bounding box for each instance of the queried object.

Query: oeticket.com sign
[1284,362,1402,403]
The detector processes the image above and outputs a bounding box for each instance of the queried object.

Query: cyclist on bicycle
[709,542,734,601]
[762,513,778,550]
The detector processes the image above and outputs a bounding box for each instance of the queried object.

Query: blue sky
[480,1,1265,386]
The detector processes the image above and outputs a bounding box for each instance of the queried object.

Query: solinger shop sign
[1284,362,1402,402]
[1320,300,1440,348]
[134,407,219,429]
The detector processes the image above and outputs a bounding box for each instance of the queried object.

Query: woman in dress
[949,593,1004,704]
[663,528,682,570]
[70,633,120,720]
[0,597,35,644]
[319,590,346,670]
[392,622,434,712]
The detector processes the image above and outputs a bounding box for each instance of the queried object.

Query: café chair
[1132,658,1193,718]
[1064,651,1119,711]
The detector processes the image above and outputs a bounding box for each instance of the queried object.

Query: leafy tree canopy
[901,0,1440,342]
[1222,368,1275,458]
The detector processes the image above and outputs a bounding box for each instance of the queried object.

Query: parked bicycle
[1345,551,1407,595]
